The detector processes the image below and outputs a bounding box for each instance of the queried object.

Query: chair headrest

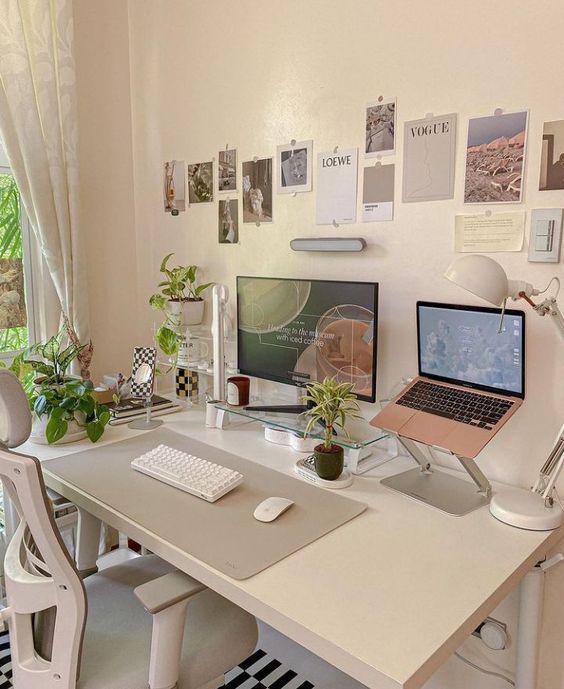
[0,369,32,448]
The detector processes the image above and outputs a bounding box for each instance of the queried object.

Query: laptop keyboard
[397,381,514,430]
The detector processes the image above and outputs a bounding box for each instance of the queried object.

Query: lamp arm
[533,297,564,336]
[532,424,564,502]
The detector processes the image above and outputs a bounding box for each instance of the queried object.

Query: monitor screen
[417,301,525,397]
[237,277,378,402]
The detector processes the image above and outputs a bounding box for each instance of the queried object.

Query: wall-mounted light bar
[290,237,367,252]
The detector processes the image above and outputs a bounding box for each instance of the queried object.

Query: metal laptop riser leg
[380,436,492,516]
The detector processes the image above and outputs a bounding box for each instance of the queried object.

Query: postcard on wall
[365,99,396,158]
[187,161,214,203]
[163,160,186,213]
[402,114,457,202]
[539,120,564,190]
[455,212,525,252]
[218,199,239,244]
[0,258,26,329]
[464,111,528,204]
[242,158,273,223]
[218,149,237,192]
[362,164,394,222]
[277,140,312,194]
[315,148,358,225]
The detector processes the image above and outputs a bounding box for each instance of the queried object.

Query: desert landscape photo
[464,111,527,203]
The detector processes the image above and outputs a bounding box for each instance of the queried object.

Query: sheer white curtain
[0,0,89,341]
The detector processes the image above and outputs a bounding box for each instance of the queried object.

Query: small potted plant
[149,253,213,359]
[149,253,213,327]
[22,330,110,445]
[303,377,362,480]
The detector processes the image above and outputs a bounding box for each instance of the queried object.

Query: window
[0,165,35,358]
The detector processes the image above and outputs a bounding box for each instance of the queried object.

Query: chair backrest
[0,370,86,689]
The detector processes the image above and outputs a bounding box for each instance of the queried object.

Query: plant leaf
[86,421,104,443]
[46,416,68,444]
[159,253,174,272]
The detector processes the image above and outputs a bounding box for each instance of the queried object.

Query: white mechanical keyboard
[131,444,243,503]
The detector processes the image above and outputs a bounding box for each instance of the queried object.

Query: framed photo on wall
[276,140,313,193]
[218,148,237,192]
[242,158,273,223]
[463,110,528,204]
[539,120,564,190]
[365,98,396,158]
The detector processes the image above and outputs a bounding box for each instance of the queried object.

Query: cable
[537,276,561,298]
[454,651,515,686]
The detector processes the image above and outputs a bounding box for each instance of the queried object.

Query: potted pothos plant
[23,331,110,445]
[149,253,213,358]
[303,377,362,480]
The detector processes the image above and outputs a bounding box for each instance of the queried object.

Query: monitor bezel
[416,300,526,399]
[236,276,379,403]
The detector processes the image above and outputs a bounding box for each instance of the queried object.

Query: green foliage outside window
[0,173,28,353]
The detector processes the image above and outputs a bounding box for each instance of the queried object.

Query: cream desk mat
[43,428,367,579]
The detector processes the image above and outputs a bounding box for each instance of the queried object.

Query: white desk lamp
[445,254,564,530]
[212,284,229,401]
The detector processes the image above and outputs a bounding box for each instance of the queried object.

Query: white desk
[22,409,563,689]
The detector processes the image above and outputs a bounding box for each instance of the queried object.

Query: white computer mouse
[253,497,295,523]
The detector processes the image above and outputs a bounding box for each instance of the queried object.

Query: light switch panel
[528,208,563,262]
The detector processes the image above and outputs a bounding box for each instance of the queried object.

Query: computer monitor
[236,277,378,403]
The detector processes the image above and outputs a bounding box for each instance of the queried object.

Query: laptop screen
[417,302,525,397]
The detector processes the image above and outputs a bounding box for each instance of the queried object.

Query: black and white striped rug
[0,632,11,689]
[225,648,314,689]
[0,632,313,689]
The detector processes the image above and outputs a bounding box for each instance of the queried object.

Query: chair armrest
[134,571,206,614]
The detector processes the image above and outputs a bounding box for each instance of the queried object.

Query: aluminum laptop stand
[381,434,492,516]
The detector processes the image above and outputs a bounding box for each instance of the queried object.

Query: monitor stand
[243,404,308,414]
[381,436,492,516]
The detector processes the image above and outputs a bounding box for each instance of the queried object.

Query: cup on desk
[206,400,221,427]
[226,376,250,406]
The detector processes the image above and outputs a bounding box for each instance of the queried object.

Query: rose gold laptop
[371,302,525,458]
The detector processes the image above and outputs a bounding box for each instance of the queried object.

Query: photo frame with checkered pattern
[130,347,157,399]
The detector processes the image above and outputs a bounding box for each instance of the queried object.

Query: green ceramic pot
[313,444,344,481]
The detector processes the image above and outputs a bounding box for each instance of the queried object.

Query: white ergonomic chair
[0,369,258,689]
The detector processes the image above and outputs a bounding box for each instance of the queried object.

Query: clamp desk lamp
[445,254,564,530]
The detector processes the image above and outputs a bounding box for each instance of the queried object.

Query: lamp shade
[444,255,510,306]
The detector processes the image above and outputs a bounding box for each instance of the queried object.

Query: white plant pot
[166,300,205,328]
[30,413,88,445]
[183,299,205,325]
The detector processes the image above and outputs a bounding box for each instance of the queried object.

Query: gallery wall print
[402,113,457,202]
[187,161,214,203]
[365,98,396,158]
[464,110,528,204]
[242,158,273,223]
[363,164,394,222]
[276,140,313,193]
[218,199,239,243]
[539,120,564,191]
[316,148,358,225]
[163,160,186,214]
[218,149,237,192]
[0,258,26,330]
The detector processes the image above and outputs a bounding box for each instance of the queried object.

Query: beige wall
[79,1,564,687]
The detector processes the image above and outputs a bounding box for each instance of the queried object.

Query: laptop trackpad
[400,413,456,446]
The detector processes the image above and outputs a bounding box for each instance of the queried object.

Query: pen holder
[176,368,199,402]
